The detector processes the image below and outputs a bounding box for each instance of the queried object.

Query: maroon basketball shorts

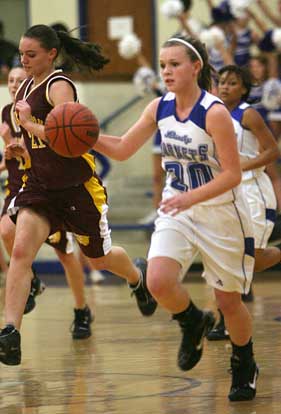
[7,176,112,258]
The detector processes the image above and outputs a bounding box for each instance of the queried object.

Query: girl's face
[8,67,26,101]
[19,36,57,78]
[159,45,201,93]
[249,58,266,82]
[218,71,246,106]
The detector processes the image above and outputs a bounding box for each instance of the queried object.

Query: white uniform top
[231,102,264,181]
[158,89,239,205]
[148,90,254,293]
[230,101,276,248]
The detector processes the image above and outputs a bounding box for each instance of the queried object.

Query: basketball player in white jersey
[207,64,280,341]
[94,35,259,401]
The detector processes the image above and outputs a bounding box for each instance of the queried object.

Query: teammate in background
[0,66,94,339]
[94,35,258,401]
[0,24,157,366]
[0,67,45,311]
[207,65,280,341]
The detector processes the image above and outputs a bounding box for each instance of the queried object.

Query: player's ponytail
[56,30,109,71]
[23,24,109,73]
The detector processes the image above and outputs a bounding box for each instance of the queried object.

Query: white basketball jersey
[157,90,237,205]
[231,101,264,181]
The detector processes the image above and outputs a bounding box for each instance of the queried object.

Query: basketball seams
[44,123,99,130]
[45,112,59,145]
[44,102,99,157]
[68,127,98,147]
[62,102,73,156]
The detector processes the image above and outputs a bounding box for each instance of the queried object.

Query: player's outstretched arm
[94,98,159,160]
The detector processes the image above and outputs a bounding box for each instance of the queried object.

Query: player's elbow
[115,150,132,161]
[232,169,242,187]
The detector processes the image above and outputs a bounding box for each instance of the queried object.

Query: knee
[216,291,241,315]
[11,243,25,260]
[254,250,264,272]
[254,261,263,272]
[147,272,169,300]
[88,256,107,271]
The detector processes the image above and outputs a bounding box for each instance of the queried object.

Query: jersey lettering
[164,161,214,191]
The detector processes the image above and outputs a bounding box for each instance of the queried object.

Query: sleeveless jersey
[1,103,27,197]
[208,47,225,72]
[248,83,270,123]
[231,101,264,181]
[157,90,236,205]
[15,70,96,190]
[234,27,252,67]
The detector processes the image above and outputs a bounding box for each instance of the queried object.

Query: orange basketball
[44,102,99,157]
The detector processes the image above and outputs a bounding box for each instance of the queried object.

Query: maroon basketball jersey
[15,70,95,190]
[1,103,26,195]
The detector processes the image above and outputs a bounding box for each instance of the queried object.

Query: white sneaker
[138,210,158,225]
[90,270,105,284]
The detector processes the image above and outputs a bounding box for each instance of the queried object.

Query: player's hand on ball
[15,100,32,126]
[5,143,26,159]
[160,193,193,215]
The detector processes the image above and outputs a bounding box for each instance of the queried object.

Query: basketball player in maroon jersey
[0,24,156,365]
[0,67,93,339]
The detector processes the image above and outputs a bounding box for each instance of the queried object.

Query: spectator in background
[0,20,19,76]
[204,0,236,71]
[232,10,261,67]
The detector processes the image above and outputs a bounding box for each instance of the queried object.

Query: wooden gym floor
[0,273,281,414]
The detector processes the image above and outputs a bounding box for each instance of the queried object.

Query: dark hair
[181,0,192,12]
[211,1,235,23]
[23,24,109,72]
[50,22,69,33]
[162,35,214,91]
[218,65,252,101]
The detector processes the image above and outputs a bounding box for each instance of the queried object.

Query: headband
[167,38,204,68]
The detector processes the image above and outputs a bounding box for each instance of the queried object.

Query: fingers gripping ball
[44,102,99,157]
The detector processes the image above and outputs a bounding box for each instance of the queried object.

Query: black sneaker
[24,271,46,315]
[129,257,157,317]
[228,356,259,401]
[207,310,230,341]
[176,311,215,371]
[0,324,21,365]
[71,305,93,339]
